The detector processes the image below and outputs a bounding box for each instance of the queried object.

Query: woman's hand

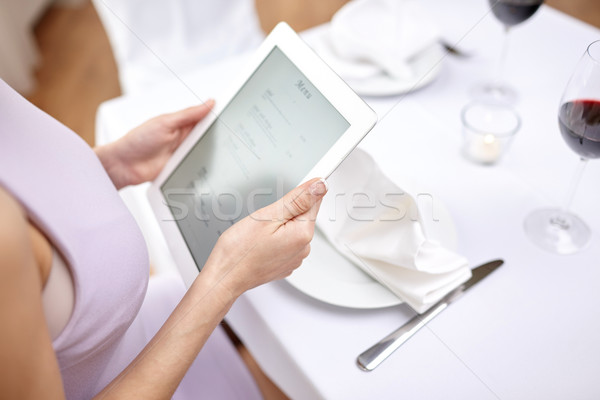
[95,101,214,189]
[201,178,328,298]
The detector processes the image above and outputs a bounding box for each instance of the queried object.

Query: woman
[0,78,327,399]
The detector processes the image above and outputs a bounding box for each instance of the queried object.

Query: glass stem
[494,26,511,87]
[551,157,588,229]
[561,157,588,212]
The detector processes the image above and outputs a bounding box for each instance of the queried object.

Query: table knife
[356,259,504,371]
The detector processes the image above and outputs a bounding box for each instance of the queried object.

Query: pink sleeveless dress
[0,79,261,400]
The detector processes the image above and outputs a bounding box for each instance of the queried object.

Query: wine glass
[524,39,600,254]
[472,0,544,103]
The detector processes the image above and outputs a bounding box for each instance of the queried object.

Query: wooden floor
[25,0,600,147]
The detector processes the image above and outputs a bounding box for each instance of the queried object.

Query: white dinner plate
[306,28,444,97]
[286,193,458,309]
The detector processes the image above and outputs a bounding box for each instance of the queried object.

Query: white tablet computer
[148,22,377,286]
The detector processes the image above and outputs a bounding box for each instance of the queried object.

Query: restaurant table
[95,0,600,398]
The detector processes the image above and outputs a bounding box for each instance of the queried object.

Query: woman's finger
[165,100,215,129]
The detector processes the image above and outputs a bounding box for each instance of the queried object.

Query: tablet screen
[161,46,350,270]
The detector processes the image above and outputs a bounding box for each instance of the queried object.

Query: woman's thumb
[278,178,328,222]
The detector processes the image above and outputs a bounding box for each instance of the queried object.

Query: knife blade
[356,259,504,371]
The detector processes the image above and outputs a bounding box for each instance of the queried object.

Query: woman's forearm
[94,268,236,399]
[94,143,130,190]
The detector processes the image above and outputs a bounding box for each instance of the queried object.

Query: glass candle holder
[461,101,521,165]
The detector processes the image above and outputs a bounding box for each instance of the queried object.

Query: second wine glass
[472,0,544,104]
[524,39,600,254]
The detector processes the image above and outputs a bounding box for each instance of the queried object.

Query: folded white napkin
[317,149,471,313]
[326,0,440,80]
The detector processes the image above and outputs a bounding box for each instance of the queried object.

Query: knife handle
[356,301,449,371]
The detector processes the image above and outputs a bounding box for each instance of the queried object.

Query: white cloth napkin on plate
[317,149,471,313]
[326,0,440,80]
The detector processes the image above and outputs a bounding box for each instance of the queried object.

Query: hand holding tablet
[148,22,377,287]
[201,177,328,297]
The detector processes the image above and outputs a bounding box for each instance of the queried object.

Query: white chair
[92,0,265,93]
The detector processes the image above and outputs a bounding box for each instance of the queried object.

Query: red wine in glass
[489,0,544,27]
[558,99,600,159]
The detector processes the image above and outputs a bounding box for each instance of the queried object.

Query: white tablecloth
[95,1,600,398]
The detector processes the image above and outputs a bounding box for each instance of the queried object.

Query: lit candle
[466,133,502,163]
[461,101,520,165]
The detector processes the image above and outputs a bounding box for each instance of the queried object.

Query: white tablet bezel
[148,22,377,287]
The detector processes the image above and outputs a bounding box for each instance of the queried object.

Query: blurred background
[1,0,599,147]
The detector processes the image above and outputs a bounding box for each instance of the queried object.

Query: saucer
[345,43,444,97]
[285,194,458,309]
[305,27,444,97]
